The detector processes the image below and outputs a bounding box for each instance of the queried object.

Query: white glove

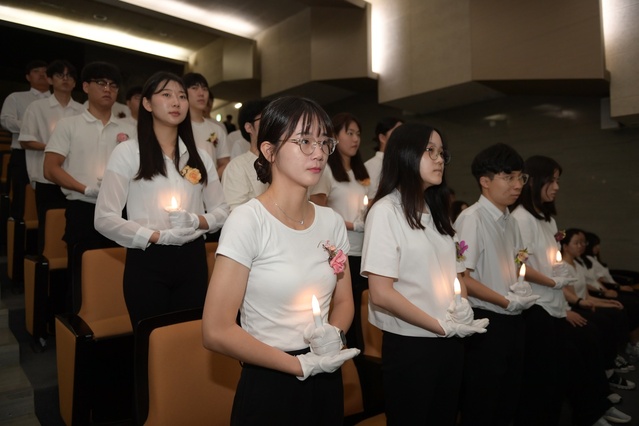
[353,218,365,233]
[505,292,540,312]
[303,323,343,356]
[447,298,475,325]
[296,348,360,381]
[551,276,577,289]
[437,317,489,338]
[157,228,204,246]
[168,209,200,230]
[510,281,534,297]
[84,181,101,198]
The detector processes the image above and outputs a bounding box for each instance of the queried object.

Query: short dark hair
[25,60,47,74]
[80,61,122,85]
[238,99,271,141]
[373,116,404,151]
[471,143,524,186]
[46,60,77,80]
[125,86,142,100]
[182,72,208,88]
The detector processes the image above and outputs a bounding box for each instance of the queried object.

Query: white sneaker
[604,407,632,424]
[593,417,613,426]
[607,392,622,404]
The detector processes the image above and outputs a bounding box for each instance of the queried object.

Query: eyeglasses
[53,73,74,80]
[425,147,451,164]
[90,79,119,90]
[286,137,338,155]
[494,173,529,185]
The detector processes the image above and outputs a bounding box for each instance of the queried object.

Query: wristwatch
[337,328,347,348]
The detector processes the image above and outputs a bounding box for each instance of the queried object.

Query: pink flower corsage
[116,132,129,143]
[320,240,346,275]
[180,165,202,185]
[456,240,468,262]
[554,230,566,242]
[207,133,218,147]
[515,248,529,266]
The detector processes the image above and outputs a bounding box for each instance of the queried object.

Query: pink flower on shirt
[320,240,346,275]
[116,132,129,143]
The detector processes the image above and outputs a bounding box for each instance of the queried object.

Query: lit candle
[518,263,526,284]
[311,295,323,328]
[165,196,179,212]
[363,195,369,207]
[555,251,562,263]
[453,278,461,304]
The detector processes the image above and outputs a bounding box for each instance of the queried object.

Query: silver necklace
[269,193,306,225]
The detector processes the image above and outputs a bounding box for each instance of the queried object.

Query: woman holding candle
[94,72,229,330]
[361,123,488,425]
[202,96,359,425]
[511,156,630,426]
[310,112,372,351]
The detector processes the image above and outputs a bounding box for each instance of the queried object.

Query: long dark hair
[135,72,207,183]
[512,155,562,221]
[560,228,585,266]
[581,231,602,269]
[254,96,333,184]
[327,113,369,183]
[370,123,454,236]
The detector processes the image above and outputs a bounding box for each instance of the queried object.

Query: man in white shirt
[19,60,85,253]
[182,73,230,177]
[454,143,539,426]
[44,61,136,293]
[1,60,50,219]
[222,99,271,210]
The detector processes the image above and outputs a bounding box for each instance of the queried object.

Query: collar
[82,109,120,126]
[478,195,510,223]
[30,88,51,99]
[375,151,384,159]
[177,137,188,158]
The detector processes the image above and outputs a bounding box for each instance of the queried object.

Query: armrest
[55,313,95,341]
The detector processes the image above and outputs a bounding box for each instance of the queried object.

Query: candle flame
[453,278,461,295]
[311,295,321,315]
[170,196,178,210]
[363,195,369,206]
[556,251,562,262]
[519,263,526,278]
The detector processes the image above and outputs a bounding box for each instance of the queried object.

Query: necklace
[268,193,306,225]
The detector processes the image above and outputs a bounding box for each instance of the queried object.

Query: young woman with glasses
[202,96,359,425]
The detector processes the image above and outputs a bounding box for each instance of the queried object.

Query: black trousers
[460,309,525,426]
[8,149,29,219]
[123,237,208,331]
[34,182,67,254]
[231,348,344,426]
[574,305,627,368]
[514,305,567,426]
[382,331,464,426]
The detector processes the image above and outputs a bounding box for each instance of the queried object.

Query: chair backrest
[136,309,242,426]
[42,208,67,270]
[205,241,218,280]
[77,246,130,338]
[361,290,383,358]
[24,184,38,229]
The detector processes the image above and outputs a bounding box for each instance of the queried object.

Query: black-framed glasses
[286,137,338,155]
[90,79,119,90]
[53,73,74,80]
[494,173,529,185]
[425,147,451,164]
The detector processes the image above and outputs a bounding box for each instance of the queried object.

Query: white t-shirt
[227,129,250,159]
[310,166,372,256]
[364,151,384,198]
[191,119,229,164]
[454,195,525,315]
[511,205,568,318]
[216,199,349,351]
[565,261,589,299]
[1,88,51,149]
[588,255,616,285]
[94,138,229,249]
[221,150,268,211]
[19,95,85,184]
[45,110,137,203]
[361,190,465,337]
